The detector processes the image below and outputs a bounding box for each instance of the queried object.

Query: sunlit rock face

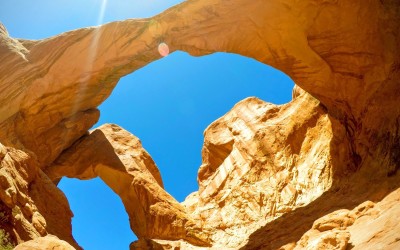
[46,124,210,247]
[14,235,75,250]
[0,143,77,248]
[0,0,399,249]
[186,93,343,247]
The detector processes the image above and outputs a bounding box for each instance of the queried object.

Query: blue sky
[0,1,294,249]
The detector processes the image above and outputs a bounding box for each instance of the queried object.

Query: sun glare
[71,0,108,115]
[97,0,108,26]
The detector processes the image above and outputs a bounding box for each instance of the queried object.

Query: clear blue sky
[0,1,294,249]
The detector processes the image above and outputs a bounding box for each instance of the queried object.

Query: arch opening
[58,177,137,249]
[58,51,294,248]
[97,51,294,201]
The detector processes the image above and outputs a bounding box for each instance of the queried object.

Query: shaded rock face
[0,0,399,249]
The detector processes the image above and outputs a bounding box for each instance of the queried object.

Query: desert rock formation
[0,0,399,249]
[47,124,209,246]
[14,235,75,250]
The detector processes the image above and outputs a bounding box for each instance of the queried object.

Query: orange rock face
[46,124,209,246]
[0,0,399,249]
[14,235,75,250]
[0,143,76,248]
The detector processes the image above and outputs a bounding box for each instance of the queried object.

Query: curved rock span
[0,0,399,249]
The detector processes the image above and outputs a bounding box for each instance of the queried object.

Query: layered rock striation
[0,0,399,249]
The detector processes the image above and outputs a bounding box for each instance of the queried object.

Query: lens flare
[158,42,169,57]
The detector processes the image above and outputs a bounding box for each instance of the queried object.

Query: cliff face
[0,0,399,249]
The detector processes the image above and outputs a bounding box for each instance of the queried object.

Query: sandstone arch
[46,124,209,246]
[0,0,399,249]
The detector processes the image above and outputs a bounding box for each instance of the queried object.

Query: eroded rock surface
[14,235,75,250]
[0,0,399,249]
[181,92,349,247]
[46,124,209,246]
[0,143,76,248]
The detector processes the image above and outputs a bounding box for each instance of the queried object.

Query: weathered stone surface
[14,235,75,250]
[180,92,350,248]
[0,143,77,248]
[0,0,399,249]
[290,187,400,250]
[0,9,179,248]
[348,189,400,250]
[46,124,209,246]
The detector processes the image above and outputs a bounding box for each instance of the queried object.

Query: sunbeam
[70,0,109,115]
[97,0,108,26]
